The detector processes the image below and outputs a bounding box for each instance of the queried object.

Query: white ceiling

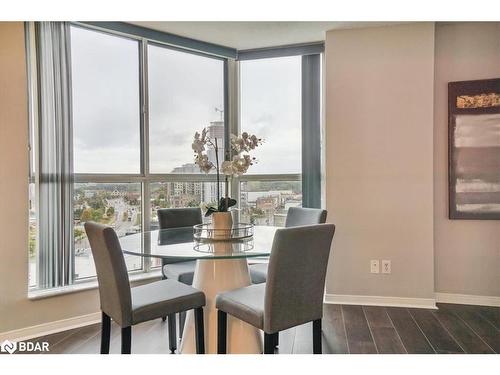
[130,21,398,50]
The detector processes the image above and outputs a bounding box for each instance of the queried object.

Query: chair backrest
[157,207,202,229]
[285,207,327,227]
[84,222,132,327]
[264,224,335,333]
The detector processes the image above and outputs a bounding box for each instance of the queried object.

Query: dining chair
[216,224,335,354]
[249,207,327,284]
[158,207,202,352]
[84,222,206,354]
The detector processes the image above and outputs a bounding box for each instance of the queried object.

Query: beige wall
[433,22,500,297]
[324,23,436,299]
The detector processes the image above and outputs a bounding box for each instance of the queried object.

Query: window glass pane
[240,56,302,174]
[149,180,222,268]
[73,183,142,280]
[239,180,302,226]
[150,181,223,228]
[28,183,37,288]
[70,26,141,174]
[148,45,224,173]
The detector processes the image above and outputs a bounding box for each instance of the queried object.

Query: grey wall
[324,23,436,299]
[433,22,500,297]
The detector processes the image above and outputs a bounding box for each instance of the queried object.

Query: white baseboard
[435,293,500,307]
[324,293,437,309]
[0,311,101,342]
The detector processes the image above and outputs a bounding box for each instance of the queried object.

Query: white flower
[192,139,205,153]
[221,160,235,175]
[192,129,262,176]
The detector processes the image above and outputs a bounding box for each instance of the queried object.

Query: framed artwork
[448,78,500,220]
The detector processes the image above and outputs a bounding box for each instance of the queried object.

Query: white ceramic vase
[211,211,233,239]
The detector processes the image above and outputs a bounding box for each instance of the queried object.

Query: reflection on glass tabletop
[120,225,278,260]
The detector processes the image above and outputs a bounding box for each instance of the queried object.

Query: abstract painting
[448,78,500,219]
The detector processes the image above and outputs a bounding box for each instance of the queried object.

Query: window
[27,22,322,290]
[239,180,302,226]
[73,183,143,279]
[28,23,227,290]
[148,45,224,173]
[240,56,302,174]
[71,26,141,174]
[238,56,306,226]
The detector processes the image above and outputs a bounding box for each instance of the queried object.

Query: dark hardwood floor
[28,303,499,354]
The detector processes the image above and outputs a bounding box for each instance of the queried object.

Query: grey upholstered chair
[216,224,335,354]
[158,207,202,352]
[84,222,206,354]
[249,207,327,284]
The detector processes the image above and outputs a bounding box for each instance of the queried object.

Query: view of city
[27,28,303,290]
[28,123,302,285]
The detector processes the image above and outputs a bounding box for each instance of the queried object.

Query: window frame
[69,23,229,281]
[234,47,323,219]
[28,22,229,289]
[27,21,323,291]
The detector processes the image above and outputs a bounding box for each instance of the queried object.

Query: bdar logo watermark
[1,339,50,354]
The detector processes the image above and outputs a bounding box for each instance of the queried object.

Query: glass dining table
[119,225,278,354]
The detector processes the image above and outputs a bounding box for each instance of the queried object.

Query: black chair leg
[194,307,205,354]
[161,265,167,322]
[217,310,227,354]
[100,312,111,354]
[313,319,322,354]
[264,333,275,354]
[168,313,177,353]
[273,332,279,348]
[121,326,131,354]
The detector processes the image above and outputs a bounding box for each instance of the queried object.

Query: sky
[71,25,301,175]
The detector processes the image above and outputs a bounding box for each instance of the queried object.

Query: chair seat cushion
[162,261,196,285]
[249,263,268,284]
[131,279,205,325]
[215,284,265,329]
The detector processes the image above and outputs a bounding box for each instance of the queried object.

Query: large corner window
[28,22,226,290]
[27,22,322,291]
[238,53,321,226]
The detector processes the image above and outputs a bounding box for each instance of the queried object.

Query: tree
[187,200,199,207]
[91,208,104,222]
[106,206,115,216]
[74,227,85,241]
[80,208,92,222]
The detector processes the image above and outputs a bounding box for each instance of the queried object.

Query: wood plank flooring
[27,303,499,354]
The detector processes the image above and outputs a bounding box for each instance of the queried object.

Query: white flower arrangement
[192,129,262,216]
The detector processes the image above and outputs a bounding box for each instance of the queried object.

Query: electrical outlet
[370,260,380,274]
[382,260,391,274]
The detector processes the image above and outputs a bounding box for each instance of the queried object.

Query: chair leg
[217,310,227,354]
[264,333,275,354]
[161,266,167,322]
[168,313,177,353]
[313,319,322,354]
[194,307,205,354]
[100,312,111,354]
[121,326,131,354]
[273,332,279,348]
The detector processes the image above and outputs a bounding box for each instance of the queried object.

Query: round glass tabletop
[120,225,278,260]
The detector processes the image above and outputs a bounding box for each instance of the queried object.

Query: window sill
[28,270,162,300]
